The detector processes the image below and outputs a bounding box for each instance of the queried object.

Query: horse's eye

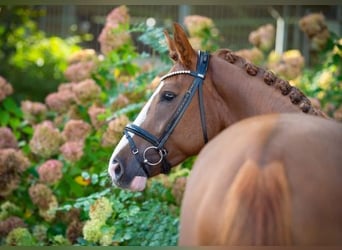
[161,91,176,102]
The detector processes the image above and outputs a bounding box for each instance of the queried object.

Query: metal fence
[37,5,342,56]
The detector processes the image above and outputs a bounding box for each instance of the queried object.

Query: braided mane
[213,48,326,117]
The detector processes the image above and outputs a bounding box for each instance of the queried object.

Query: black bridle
[123,51,210,177]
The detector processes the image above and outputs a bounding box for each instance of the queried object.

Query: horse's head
[108,23,222,191]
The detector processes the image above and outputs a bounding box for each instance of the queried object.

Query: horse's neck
[210,51,321,125]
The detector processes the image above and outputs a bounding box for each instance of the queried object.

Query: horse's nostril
[112,161,124,180]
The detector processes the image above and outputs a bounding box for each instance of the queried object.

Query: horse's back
[179,113,342,245]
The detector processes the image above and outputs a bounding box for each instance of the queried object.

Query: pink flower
[184,15,214,37]
[45,90,75,113]
[29,121,63,158]
[62,119,91,142]
[28,183,54,209]
[64,61,97,83]
[0,149,30,197]
[101,115,129,147]
[248,24,275,51]
[21,100,47,124]
[97,5,132,55]
[0,127,18,149]
[88,105,107,129]
[0,76,13,102]
[0,216,26,238]
[37,159,63,184]
[60,141,84,162]
[73,79,101,105]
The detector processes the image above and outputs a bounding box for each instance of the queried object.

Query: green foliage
[1,6,341,247]
[0,6,82,101]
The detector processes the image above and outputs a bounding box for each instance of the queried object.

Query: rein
[123,51,210,177]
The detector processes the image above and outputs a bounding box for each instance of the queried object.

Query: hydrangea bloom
[0,127,18,149]
[59,141,84,162]
[235,47,264,65]
[248,24,275,51]
[66,220,83,244]
[73,79,101,105]
[20,101,47,124]
[0,216,26,238]
[28,183,54,210]
[89,197,113,222]
[97,5,132,55]
[62,119,91,142]
[268,50,305,80]
[88,105,107,129]
[64,49,98,82]
[38,195,58,222]
[82,219,103,243]
[5,227,35,246]
[29,121,63,158]
[0,149,30,197]
[37,159,63,184]
[299,13,330,50]
[45,90,75,113]
[101,115,130,147]
[184,15,214,37]
[0,76,13,102]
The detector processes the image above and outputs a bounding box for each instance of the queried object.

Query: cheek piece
[122,51,210,177]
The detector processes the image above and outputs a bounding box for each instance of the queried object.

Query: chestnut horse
[107,23,342,244]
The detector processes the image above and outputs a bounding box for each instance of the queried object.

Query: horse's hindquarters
[179,113,342,245]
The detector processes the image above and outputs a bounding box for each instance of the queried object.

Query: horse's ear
[163,29,178,62]
[172,23,197,69]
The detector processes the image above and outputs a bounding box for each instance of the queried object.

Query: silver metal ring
[143,146,164,166]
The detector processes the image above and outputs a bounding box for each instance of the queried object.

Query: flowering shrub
[0,6,340,247]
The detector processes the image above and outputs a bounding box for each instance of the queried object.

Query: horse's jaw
[129,176,148,192]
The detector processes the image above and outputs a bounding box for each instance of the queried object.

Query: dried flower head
[45,90,75,113]
[101,115,130,147]
[37,159,63,184]
[0,216,26,238]
[67,49,97,64]
[184,15,214,37]
[29,183,55,210]
[66,220,84,244]
[268,50,305,80]
[88,105,107,129]
[29,121,63,158]
[38,195,58,222]
[0,201,21,221]
[73,79,102,105]
[62,119,91,142]
[248,24,275,51]
[0,127,18,149]
[235,47,264,65]
[98,5,132,55]
[59,141,84,162]
[0,76,13,102]
[299,13,330,50]
[0,149,30,197]
[21,101,47,124]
